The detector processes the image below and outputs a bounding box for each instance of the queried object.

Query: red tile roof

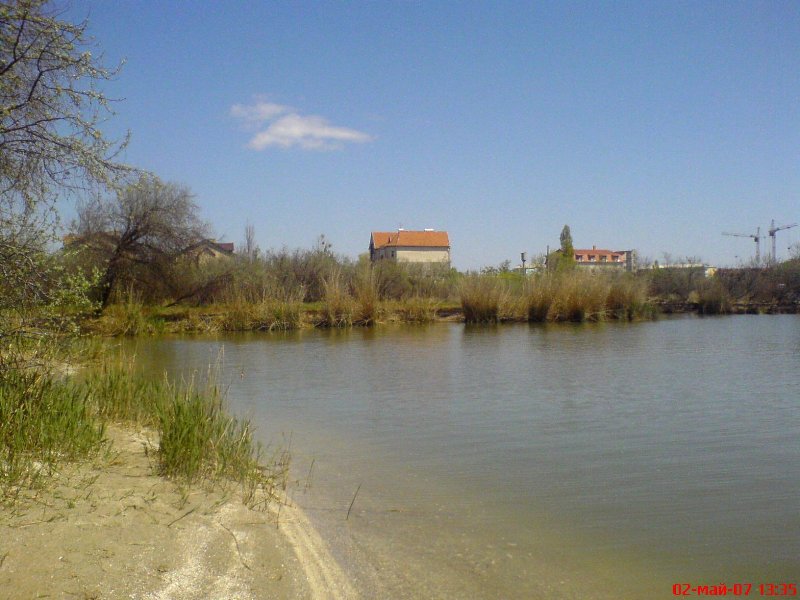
[574,248,624,258]
[371,230,450,249]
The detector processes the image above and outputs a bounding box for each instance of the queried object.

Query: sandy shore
[0,427,355,600]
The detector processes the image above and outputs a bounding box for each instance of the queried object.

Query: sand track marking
[279,503,358,600]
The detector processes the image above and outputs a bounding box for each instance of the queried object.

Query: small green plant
[81,359,165,425]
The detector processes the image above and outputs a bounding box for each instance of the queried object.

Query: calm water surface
[130,315,800,599]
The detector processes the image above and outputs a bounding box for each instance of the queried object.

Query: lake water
[129,315,800,599]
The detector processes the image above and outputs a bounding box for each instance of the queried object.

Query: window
[588,255,596,262]
[600,255,607,262]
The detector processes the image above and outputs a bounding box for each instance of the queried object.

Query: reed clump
[524,274,557,322]
[548,271,610,322]
[468,270,652,324]
[391,296,439,323]
[459,275,509,323]
[318,270,355,327]
[352,268,379,326]
[606,274,652,320]
[218,285,304,332]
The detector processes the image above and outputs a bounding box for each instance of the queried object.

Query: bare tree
[73,175,207,307]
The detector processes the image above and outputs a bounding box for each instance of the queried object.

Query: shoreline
[0,425,349,600]
[83,300,800,337]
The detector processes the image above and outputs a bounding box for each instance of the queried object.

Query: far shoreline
[81,299,800,337]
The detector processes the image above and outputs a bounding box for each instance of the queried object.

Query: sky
[65,0,800,269]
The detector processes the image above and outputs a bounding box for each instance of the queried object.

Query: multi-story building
[369,229,450,265]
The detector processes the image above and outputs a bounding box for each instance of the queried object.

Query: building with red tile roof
[572,246,635,271]
[370,229,450,265]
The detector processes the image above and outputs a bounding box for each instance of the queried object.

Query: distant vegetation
[72,231,800,333]
[647,260,800,315]
[459,270,653,323]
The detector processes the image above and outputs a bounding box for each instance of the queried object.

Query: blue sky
[68,1,800,268]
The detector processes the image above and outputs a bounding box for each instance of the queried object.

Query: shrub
[694,278,730,315]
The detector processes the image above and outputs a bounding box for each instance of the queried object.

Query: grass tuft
[1,359,287,507]
[0,371,105,499]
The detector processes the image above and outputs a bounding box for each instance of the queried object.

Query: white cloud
[229,101,289,124]
[231,98,372,151]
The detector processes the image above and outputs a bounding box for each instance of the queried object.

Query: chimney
[592,245,596,250]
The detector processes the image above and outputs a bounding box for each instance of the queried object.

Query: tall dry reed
[459,275,508,323]
[319,269,355,327]
[352,268,379,326]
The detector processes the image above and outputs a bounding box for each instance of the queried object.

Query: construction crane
[768,219,798,262]
[723,227,761,264]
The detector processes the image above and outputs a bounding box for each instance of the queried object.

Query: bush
[693,279,730,315]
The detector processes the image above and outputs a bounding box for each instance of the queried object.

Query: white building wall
[395,248,450,263]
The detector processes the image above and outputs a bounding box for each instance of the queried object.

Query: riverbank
[0,425,354,600]
[82,298,800,336]
[654,299,800,314]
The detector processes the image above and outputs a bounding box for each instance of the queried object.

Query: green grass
[1,359,287,507]
[0,371,105,499]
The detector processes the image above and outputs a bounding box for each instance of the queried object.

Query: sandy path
[0,427,352,600]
